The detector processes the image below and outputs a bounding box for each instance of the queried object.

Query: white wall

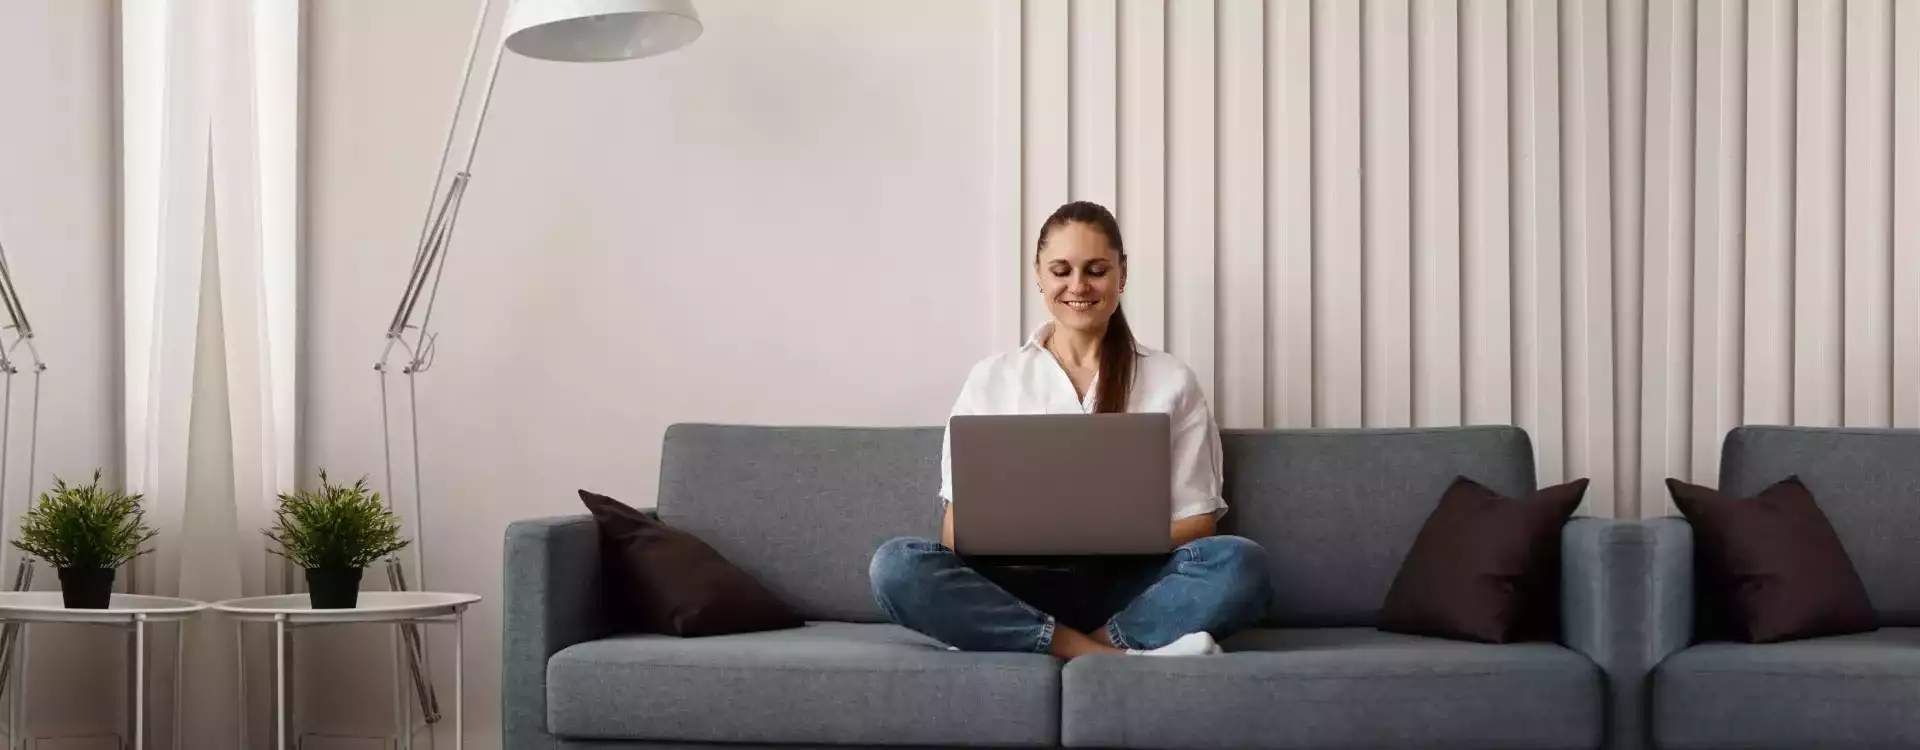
[1000,0,1920,520]
[0,0,128,743]
[304,1,995,745]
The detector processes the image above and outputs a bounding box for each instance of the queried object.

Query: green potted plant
[11,471,158,609]
[263,471,410,609]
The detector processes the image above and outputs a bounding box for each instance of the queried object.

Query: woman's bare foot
[1049,626,1123,659]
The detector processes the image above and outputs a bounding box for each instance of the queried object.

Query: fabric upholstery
[546,622,1060,747]
[504,515,613,750]
[1378,476,1588,643]
[1652,627,1920,749]
[1060,627,1602,750]
[1218,426,1538,627]
[1718,426,1920,625]
[1560,517,1694,750]
[1666,476,1878,642]
[579,489,804,636]
[653,424,946,623]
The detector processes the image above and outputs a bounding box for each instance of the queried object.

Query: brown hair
[1035,201,1138,414]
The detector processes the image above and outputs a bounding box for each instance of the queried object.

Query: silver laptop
[948,413,1172,557]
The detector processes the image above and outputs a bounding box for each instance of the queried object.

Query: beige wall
[304,1,995,745]
[0,0,127,744]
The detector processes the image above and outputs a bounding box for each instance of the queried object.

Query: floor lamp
[374,0,703,726]
[0,234,44,700]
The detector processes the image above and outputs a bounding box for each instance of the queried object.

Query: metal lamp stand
[0,235,46,708]
[373,0,512,733]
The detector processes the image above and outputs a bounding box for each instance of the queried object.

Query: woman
[869,201,1272,659]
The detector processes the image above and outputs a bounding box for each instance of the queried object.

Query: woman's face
[1036,221,1126,335]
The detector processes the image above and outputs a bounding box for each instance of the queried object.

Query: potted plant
[11,471,158,609]
[264,471,410,609]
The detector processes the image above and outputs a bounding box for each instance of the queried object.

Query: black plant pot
[57,567,115,609]
[305,567,364,609]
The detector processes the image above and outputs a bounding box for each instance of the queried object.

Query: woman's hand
[1171,513,1216,547]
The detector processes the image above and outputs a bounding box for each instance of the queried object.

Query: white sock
[1127,631,1222,656]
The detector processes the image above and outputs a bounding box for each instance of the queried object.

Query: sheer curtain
[121,1,300,747]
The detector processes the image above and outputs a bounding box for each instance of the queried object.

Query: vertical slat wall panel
[1610,0,1648,518]
[999,0,1920,516]
[1268,0,1315,428]
[1793,0,1843,427]
[1898,0,1920,428]
[1118,0,1167,351]
[1744,0,1796,427]
[1412,0,1463,429]
[1691,0,1748,496]
[1167,0,1216,404]
[1313,0,1365,427]
[1070,0,1117,209]
[1641,0,1697,516]
[1217,0,1265,429]
[1562,0,1617,517]
[1022,0,1070,337]
[1461,0,1512,426]
[1513,0,1567,486]
[1844,0,1894,428]
[1363,0,1414,427]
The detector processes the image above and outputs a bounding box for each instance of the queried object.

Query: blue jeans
[868,535,1273,653]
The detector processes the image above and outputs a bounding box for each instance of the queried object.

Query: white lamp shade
[503,0,702,62]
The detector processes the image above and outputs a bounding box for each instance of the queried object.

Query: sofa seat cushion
[1060,628,1602,750]
[1652,627,1920,750]
[546,621,1060,746]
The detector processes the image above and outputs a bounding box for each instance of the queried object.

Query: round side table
[212,591,480,750]
[0,592,206,750]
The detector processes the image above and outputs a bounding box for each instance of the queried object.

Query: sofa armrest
[503,514,610,750]
[1561,517,1693,750]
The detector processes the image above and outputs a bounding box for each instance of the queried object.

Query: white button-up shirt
[938,322,1228,521]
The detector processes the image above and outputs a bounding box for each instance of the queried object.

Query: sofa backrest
[1220,426,1538,627]
[655,424,945,623]
[655,423,1538,625]
[1717,426,1920,626]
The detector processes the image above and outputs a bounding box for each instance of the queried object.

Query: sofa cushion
[1718,426,1920,625]
[1652,627,1920,749]
[1060,627,1602,750]
[1666,476,1878,643]
[1220,426,1539,627]
[654,424,946,622]
[1379,476,1588,643]
[546,621,1060,746]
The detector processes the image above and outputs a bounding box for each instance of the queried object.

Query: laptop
[948,412,1173,559]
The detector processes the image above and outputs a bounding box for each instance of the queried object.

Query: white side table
[212,591,480,750]
[0,592,206,750]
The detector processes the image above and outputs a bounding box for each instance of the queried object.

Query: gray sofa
[1627,426,1920,750]
[506,423,1654,750]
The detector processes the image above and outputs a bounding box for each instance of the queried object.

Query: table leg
[173,621,184,750]
[234,622,247,745]
[275,615,287,750]
[134,614,147,750]
[454,611,464,750]
[15,624,24,750]
[6,621,17,750]
[391,624,402,750]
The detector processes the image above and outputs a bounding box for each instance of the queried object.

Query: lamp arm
[378,0,510,374]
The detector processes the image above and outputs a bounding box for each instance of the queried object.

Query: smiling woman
[867,200,1273,662]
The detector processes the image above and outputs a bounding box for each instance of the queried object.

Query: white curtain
[121,1,300,747]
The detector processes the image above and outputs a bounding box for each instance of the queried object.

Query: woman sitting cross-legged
[868,200,1272,659]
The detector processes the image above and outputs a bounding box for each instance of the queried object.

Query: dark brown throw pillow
[579,490,804,637]
[1378,477,1589,644]
[1666,477,1877,643]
